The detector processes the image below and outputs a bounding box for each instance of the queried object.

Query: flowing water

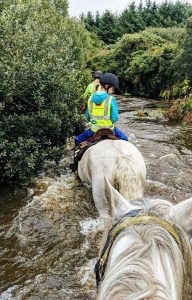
[0,97,192,300]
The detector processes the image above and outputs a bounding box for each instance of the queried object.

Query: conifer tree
[81,1,192,44]
[97,10,117,44]
[84,11,95,32]
[94,10,101,35]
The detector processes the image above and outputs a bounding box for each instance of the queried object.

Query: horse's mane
[97,199,192,300]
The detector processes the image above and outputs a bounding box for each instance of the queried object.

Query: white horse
[96,178,192,300]
[78,140,146,217]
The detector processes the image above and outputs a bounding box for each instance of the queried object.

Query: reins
[95,210,182,288]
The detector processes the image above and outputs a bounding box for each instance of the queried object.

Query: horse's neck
[109,234,136,266]
[151,242,178,300]
[108,233,180,300]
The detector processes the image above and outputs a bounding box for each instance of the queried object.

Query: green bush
[124,43,177,97]
[164,97,192,124]
[90,29,178,97]
[81,1,192,44]
[0,0,90,184]
[174,16,192,83]
[180,97,192,114]
[161,79,191,100]
[145,27,185,43]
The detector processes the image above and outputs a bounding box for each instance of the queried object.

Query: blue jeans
[75,127,128,145]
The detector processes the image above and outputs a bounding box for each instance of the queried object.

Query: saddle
[74,128,119,162]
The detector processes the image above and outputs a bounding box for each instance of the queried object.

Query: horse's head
[105,175,192,238]
[96,177,192,300]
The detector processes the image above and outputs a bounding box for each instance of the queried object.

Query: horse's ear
[104,176,135,219]
[174,197,192,232]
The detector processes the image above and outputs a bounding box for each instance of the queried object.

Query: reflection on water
[0,98,192,299]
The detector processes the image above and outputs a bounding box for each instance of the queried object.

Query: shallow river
[0,97,192,299]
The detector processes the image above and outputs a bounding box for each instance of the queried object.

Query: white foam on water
[0,286,18,300]
[79,259,97,285]
[79,218,101,236]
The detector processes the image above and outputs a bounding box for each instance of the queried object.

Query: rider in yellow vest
[82,71,103,100]
[75,73,128,145]
[81,71,103,113]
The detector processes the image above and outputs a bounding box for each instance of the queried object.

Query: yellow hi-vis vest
[88,96,114,132]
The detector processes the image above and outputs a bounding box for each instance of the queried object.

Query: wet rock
[180,148,192,155]
[136,110,164,122]
[157,154,185,177]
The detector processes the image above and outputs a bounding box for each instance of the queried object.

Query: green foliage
[157,17,192,123]
[96,10,118,44]
[0,0,89,184]
[145,27,185,43]
[81,1,192,44]
[88,47,112,74]
[86,31,104,52]
[162,17,192,100]
[180,97,192,114]
[125,43,176,97]
[164,96,192,124]
[161,79,191,100]
[81,11,95,32]
[91,29,178,97]
[175,16,192,82]
[82,2,192,125]
[117,3,145,36]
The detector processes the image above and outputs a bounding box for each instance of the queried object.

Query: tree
[53,0,68,16]
[80,1,192,44]
[84,11,95,32]
[94,10,101,35]
[118,2,146,36]
[0,0,90,184]
[90,29,178,97]
[97,10,117,44]
[176,16,192,82]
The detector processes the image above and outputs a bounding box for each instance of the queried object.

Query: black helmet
[100,73,119,90]
[93,71,103,79]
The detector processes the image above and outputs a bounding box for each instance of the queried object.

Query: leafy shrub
[161,79,191,100]
[145,27,185,43]
[81,1,192,44]
[90,29,178,97]
[164,96,192,124]
[180,97,192,114]
[0,0,90,184]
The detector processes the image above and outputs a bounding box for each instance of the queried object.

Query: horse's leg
[92,176,109,217]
